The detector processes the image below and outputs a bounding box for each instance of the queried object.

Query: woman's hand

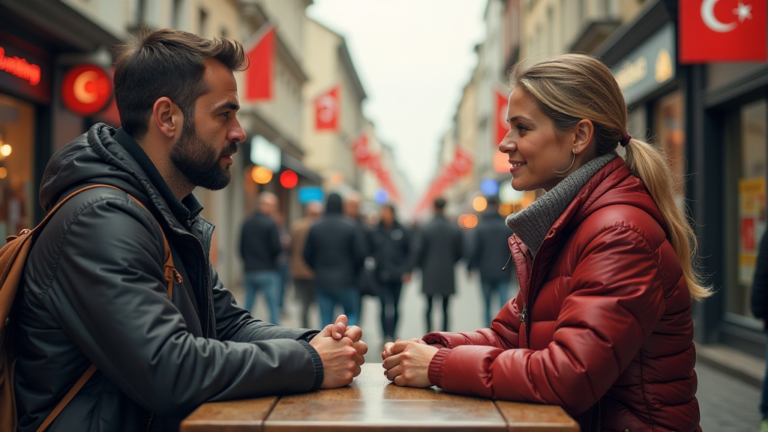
[382,338,445,360]
[382,340,440,388]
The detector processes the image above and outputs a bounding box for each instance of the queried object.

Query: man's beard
[170,120,238,191]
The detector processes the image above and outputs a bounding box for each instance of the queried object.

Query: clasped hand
[381,338,443,388]
[309,315,368,388]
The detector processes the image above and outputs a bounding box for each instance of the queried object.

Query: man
[15,29,365,432]
[344,193,376,300]
[467,195,516,327]
[370,204,411,342]
[411,197,463,332]
[304,193,367,327]
[239,191,282,324]
[290,201,323,328]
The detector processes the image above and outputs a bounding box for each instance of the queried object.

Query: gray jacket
[411,215,463,295]
[15,124,323,432]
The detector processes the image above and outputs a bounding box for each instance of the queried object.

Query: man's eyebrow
[215,101,240,111]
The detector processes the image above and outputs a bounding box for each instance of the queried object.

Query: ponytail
[624,139,712,301]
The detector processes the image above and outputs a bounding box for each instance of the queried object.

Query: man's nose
[230,120,246,144]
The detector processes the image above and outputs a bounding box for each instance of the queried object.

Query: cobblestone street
[239,264,764,432]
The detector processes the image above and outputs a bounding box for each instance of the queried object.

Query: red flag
[351,133,370,165]
[453,147,473,177]
[245,26,275,101]
[680,0,767,63]
[315,85,341,131]
[495,89,510,145]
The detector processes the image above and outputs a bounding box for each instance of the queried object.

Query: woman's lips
[509,161,526,173]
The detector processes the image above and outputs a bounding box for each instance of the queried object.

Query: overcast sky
[306,0,486,199]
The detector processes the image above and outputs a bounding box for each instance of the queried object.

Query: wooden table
[181,363,579,432]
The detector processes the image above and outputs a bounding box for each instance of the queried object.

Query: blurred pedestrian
[411,197,463,332]
[467,195,516,327]
[274,212,292,319]
[751,231,768,432]
[371,203,412,342]
[345,193,376,302]
[304,193,367,327]
[290,201,323,328]
[383,54,710,432]
[240,191,282,324]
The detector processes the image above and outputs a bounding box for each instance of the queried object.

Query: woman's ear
[573,119,595,154]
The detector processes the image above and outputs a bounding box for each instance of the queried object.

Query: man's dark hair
[113,28,248,140]
[486,195,499,207]
[382,203,397,219]
[433,197,447,211]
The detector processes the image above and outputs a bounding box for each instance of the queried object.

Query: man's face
[170,59,246,190]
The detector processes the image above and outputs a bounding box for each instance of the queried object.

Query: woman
[370,204,411,342]
[382,54,709,432]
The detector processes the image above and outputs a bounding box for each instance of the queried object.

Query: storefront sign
[250,135,281,172]
[0,47,41,85]
[61,65,112,116]
[610,22,676,105]
[738,176,766,285]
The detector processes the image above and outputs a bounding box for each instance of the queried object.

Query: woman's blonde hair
[512,54,711,301]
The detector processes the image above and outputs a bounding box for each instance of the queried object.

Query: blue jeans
[316,287,360,328]
[244,270,281,325]
[481,279,511,328]
[762,342,768,419]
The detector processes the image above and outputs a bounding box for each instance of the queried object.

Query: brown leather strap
[35,364,97,432]
[33,185,177,432]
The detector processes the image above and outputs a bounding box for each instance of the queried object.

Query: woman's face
[498,88,576,192]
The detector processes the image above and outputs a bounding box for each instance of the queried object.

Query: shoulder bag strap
[35,185,177,432]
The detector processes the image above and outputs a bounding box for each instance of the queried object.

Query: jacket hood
[325,193,343,215]
[39,123,189,233]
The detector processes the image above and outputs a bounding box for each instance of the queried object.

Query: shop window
[725,99,767,324]
[654,91,686,210]
[0,94,35,240]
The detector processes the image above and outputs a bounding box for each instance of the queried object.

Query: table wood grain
[180,363,580,432]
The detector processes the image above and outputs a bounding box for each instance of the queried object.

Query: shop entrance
[0,93,35,239]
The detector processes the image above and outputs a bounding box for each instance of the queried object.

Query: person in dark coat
[304,193,367,327]
[467,195,516,327]
[411,197,463,332]
[239,191,282,324]
[371,204,411,342]
[14,29,366,432]
[751,231,768,431]
[290,201,323,328]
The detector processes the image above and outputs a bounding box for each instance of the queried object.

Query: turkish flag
[351,133,370,165]
[245,26,275,101]
[495,89,510,145]
[453,146,473,177]
[315,85,340,131]
[680,0,767,63]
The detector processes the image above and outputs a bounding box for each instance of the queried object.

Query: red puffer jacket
[424,158,700,432]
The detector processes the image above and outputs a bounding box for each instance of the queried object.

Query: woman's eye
[516,124,529,132]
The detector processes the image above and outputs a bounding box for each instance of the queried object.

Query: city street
[238,263,764,432]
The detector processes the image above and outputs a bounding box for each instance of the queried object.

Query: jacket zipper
[501,253,513,271]
[145,413,153,431]
[189,234,212,338]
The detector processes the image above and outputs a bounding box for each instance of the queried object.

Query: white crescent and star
[701,0,753,33]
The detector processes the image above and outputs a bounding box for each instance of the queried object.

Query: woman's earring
[553,149,577,175]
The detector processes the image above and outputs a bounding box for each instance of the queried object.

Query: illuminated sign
[250,136,281,172]
[0,47,41,85]
[61,65,112,116]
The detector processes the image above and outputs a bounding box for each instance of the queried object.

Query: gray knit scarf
[505,152,619,256]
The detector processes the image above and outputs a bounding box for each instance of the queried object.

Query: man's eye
[221,112,230,118]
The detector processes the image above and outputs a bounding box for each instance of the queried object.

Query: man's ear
[151,97,182,140]
[572,119,595,153]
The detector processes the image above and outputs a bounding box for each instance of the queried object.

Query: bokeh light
[251,166,273,184]
[279,170,298,188]
[0,167,7,179]
[472,196,487,212]
[373,189,389,204]
[480,179,499,195]
[462,214,478,229]
[0,144,11,157]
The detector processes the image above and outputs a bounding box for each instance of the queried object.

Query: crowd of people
[238,191,518,342]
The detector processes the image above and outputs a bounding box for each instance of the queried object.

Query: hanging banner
[315,85,340,131]
[679,0,767,63]
[738,176,766,285]
[351,132,370,165]
[245,24,275,101]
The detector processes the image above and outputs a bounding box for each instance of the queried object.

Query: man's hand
[309,315,367,388]
[382,341,439,388]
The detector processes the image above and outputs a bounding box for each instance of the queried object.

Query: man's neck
[137,137,194,201]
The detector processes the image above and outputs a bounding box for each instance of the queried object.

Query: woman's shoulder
[574,202,668,251]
